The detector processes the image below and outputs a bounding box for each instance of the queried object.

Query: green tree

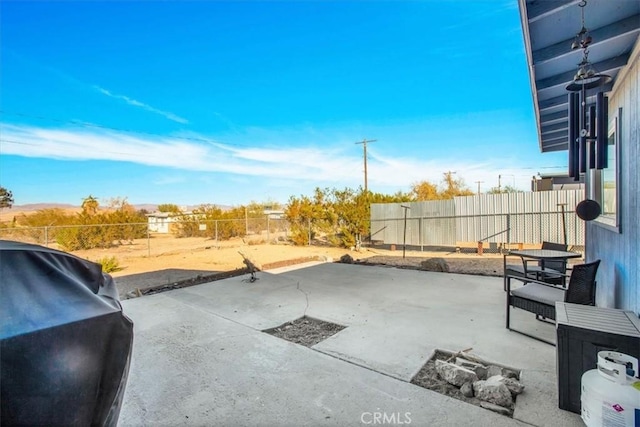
[285,187,412,248]
[158,203,181,213]
[441,172,474,199]
[488,185,520,194]
[284,193,320,245]
[410,174,473,200]
[0,187,14,209]
[411,181,439,201]
[81,195,99,216]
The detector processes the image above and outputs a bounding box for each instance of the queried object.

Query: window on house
[595,109,620,230]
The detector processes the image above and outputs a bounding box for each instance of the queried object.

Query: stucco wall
[587,37,639,314]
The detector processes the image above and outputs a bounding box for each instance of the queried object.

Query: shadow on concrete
[115,268,247,299]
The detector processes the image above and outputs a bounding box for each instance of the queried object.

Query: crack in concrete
[296,281,310,317]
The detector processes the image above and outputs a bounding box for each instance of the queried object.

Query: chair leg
[506,278,511,329]
[507,278,555,345]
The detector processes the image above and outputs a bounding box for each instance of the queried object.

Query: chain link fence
[0,208,583,261]
[0,217,292,255]
[0,223,149,251]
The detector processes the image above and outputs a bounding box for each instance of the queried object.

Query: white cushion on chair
[510,283,565,306]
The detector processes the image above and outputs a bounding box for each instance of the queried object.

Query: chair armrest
[506,274,568,291]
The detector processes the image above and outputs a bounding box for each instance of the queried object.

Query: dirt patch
[138,268,248,296]
[261,256,323,270]
[263,316,346,347]
[355,255,505,277]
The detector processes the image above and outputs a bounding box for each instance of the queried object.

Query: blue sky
[0,1,568,207]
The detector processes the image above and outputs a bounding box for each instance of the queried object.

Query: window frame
[593,107,621,232]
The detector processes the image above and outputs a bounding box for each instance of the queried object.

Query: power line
[355,138,376,192]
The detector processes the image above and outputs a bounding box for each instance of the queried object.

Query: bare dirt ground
[101,235,506,277]
[264,316,347,347]
[85,234,510,298]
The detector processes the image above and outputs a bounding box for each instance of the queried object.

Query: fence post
[506,214,511,252]
[308,218,311,246]
[215,221,219,245]
[420,217,424,252]
[147,227,150,257]
[266,215,270,242]
[558,203,568,245]
[45,226,49,247]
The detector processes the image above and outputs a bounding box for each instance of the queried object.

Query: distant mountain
[132,204,158,212]
[11,203,78,212]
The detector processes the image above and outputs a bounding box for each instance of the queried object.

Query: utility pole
[355,139,377,192]
[475,181,483,194]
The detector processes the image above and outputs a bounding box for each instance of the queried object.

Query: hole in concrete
[411,349,524,417]
[263,316,346,347]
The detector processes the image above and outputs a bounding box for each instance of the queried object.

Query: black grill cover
[1,240,134,426]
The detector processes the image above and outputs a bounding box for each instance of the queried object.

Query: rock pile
[433,354,525,416]
[420,257,450,272]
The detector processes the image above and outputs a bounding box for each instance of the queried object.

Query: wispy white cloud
[94,86,189,124]
[0,122,566,194]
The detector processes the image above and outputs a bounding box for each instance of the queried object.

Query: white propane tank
[581,351,640,427]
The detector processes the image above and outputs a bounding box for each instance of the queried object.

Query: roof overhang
[518,0,640,153]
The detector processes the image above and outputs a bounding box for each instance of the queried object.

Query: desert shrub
[55,224,114,251]
[284,187,413,248]
[173,214,204,238]
[289,224,314,246]
[15,201,147,250]
[172,204,264,241]
[215,219,244,240]
[97,256,122,273]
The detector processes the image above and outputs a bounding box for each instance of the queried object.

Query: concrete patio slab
[119,263,583,427]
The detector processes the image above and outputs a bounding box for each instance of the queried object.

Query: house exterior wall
[147,215,171,233]
[587,37,640,314]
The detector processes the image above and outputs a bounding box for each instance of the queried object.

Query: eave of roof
[518,0,640,153]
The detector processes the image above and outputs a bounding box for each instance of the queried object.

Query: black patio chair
[503,241,569,291]
[505,259,600,345]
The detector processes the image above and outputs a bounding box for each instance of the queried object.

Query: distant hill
[132,204,159,212]
[10,203,78,212]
